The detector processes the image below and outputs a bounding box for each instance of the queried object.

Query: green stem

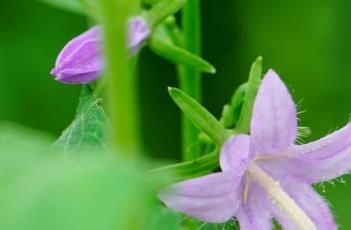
[99,0,141,155]
[178,0,201,161]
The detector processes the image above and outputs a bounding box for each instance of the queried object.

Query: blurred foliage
[0,0,351,228]
[0,124,156,230]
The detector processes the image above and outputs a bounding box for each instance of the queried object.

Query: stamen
[256,155,280,161]
[243,172,251,204]
[248,163,317,230]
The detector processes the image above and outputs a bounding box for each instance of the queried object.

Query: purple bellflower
[50,17,150,84]
[159,70,351,230]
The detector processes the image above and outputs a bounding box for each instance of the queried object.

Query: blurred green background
[0,0,350,228]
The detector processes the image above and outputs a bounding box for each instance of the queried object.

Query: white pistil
[248,163,317,230]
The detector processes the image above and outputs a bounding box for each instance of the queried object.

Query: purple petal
[51,17,150,84]
[236,182,273,230]
[257,154,347,184]
[287,123,351,182]
[158,172,241,223]
[55,26,101,67]
[128,17,150,54]
[250,70,297,155]
[220,134,251,172]
[51,26,103,84]
[290,123,351,160]
[273,181,336,230]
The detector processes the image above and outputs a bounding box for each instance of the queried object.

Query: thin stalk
[99,0,141,155]
[178,0,202,161]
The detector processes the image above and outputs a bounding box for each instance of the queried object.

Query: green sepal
[149,36,216,74]
[297,126,312,138]
[220,83,247,128]
[235,56,262,133]
[168,87,229,145]
[146,0,187,27]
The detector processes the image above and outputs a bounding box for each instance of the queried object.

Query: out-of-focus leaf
[39,0,98,18]
[235,56,262,134]
[190,219,239,230]
[39,0,85,14]
[54,85,107,155]
[220,83,247,129]
[146,0,186,27]
[143,0,162,5]
[168,87,229,145]
[149,36,216,74]
[0,124,155,230]
[146,206,182,230]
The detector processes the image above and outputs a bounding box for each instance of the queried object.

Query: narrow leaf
[235,56,262,133]
[168,88,228,145]
[220,83,247,128]
[54,85,107,155]
[146,0,187,27]
[148,151,219,183]
[150,36,216,74]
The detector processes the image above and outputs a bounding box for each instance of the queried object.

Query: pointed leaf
[149,151,219,183]
[146,0,187,27]
[54,85,107,155]
[150,37,216,74]
[168,88,228,145]
[220,83,247,128]
[235,56,262,133]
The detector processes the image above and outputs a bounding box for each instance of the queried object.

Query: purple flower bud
[51,17,150,84]
[128,17,151,54]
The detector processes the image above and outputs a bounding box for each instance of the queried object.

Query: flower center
[245,163,317,230]
[243,154,280,204]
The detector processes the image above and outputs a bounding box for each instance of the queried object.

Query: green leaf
[148,150,219,183]
[146,206,182,230]
[190,218,239,230]
[235,56,262,134]
[220,83,247,128]
[39,0,85,14]
[142,0,162,5]
[0,125,155,230]
[149,36,216,74]
[39,0,98,18]
[54,85,107,155]
[146,0,187,27]
[168,88,228,145]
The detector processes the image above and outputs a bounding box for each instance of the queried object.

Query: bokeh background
[0,0,350,228]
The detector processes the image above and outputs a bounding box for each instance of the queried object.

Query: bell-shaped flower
[51,17,150,84]
[159,70,351,229]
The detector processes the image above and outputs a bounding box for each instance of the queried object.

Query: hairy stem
[178,0,202,161]
[248,163,316,230]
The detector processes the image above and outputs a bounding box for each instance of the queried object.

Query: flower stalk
[98,0,141,155]
[248,163,317,230]
[179,0,202,161]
